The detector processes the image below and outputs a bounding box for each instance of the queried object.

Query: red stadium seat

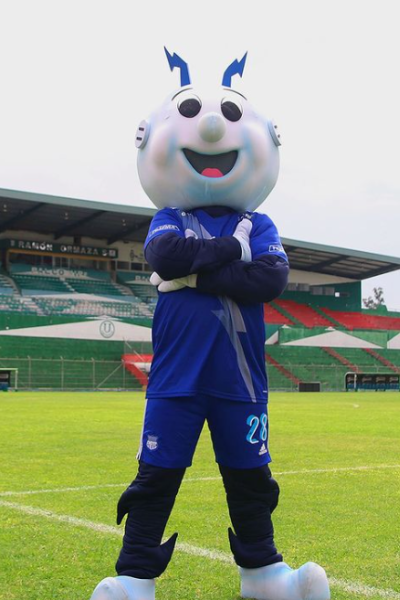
[274,299,333,328]
[264,303,294,325]
[321,309,400,331]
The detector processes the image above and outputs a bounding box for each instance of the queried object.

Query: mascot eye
[178,96,202,118]
[221,98,243,122]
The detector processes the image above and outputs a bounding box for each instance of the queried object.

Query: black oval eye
[221,99,243,122]
[178,97,202,118]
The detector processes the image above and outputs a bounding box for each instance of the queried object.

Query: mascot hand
[157,274,198,293]
[150,272,164,287]
[233,217,253,262]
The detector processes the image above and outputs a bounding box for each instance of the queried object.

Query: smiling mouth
[183,149,238,178]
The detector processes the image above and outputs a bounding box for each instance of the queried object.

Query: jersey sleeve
[144,208,242,280]
[250,213,288,262]
[144,208,185,249]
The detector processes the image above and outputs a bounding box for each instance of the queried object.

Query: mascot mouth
[183,149,238,178]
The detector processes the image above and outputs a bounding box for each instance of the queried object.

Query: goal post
[0,368,19,391]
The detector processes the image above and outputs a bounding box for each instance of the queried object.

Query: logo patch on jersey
[268,244,285,254]
[146,435,158,451]
[150,224,180,236]
[259,443,268,456]
[238,212,254,222]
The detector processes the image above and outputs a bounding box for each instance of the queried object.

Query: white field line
[274,464,400,476]
[0,478,220,498]
[1,500,400,600]
[329,578,400,600]
[1,464,400,498]
[0,483,128,497]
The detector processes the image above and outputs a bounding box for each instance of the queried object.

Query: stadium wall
[0,316,152,357]
[276,326,394,348]
[0,315,152,390]
[0,230,147,269]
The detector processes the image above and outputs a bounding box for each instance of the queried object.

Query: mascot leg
[90,461,185,600]
[90,394,204,599]
[219,464,282,568]
[219,465,330,600]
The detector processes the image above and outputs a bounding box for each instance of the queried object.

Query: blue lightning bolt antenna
[222,52,248,87]
[164,47,191,87]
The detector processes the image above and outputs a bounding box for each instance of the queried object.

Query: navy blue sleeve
[145,232,241,280]
[196,255,289,305]
[144,208,186,247]
[250,213,288,261]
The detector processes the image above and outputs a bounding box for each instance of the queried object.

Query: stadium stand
[266,347,349,391]
[117,272,158,309]
[1,188,400,391]
[274,299,334,328]
[266,362,295,391]
[320,308,400,331]
[0,270,15,295]
[265,352,301,385]
[0,263,156,318]
[264,303,294,325]
[10,264,132,297]
[372,349,400,369]
[65,278,128,297]
[322,347,360,373]
[122,354,149,387]
[0,295,40,314]
[32,297,153,318]
[364,348,400,372]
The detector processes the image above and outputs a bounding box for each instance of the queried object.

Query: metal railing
[1,357,398,392]
[0,357,143,391]
[266,363,400,392]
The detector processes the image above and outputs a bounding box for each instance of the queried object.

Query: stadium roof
[281,239,400,280]
[1,187,400,280]
[0,188,154,246]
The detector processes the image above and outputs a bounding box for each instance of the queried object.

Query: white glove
[150,272,163,287]
[233,217,253,262]
[150,272,197,293]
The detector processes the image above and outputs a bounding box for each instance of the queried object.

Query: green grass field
[0,391,399,600]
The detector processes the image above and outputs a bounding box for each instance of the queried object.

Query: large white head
[136,50,281,212]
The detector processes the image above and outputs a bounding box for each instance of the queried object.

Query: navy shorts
[138,394,271,469]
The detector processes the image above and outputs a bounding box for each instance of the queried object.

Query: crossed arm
[145,231,289,305]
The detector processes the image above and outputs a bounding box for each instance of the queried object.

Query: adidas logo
[259,443,268,456]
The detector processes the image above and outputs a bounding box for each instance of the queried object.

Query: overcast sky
[0,0,399,309]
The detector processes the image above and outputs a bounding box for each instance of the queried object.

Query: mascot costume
[90,50,330,600]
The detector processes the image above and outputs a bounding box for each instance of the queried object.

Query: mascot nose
[198,112,226,143]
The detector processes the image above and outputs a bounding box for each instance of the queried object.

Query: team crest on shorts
[146,435,158,451]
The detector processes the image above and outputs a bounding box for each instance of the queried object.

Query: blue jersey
[144,207,287,403]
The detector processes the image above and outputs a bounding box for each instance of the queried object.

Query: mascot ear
[164,47,191,87]
[268,120,282,147]
[135,119,150,149]
[222,53,247,87]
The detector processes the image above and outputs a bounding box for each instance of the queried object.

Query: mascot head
[136,49,281,212]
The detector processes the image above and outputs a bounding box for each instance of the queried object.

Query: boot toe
[90,577,128,600]
[297,562,330,600]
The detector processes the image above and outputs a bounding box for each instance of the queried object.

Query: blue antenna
[164,47,191,87]
[222,53,248,87]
